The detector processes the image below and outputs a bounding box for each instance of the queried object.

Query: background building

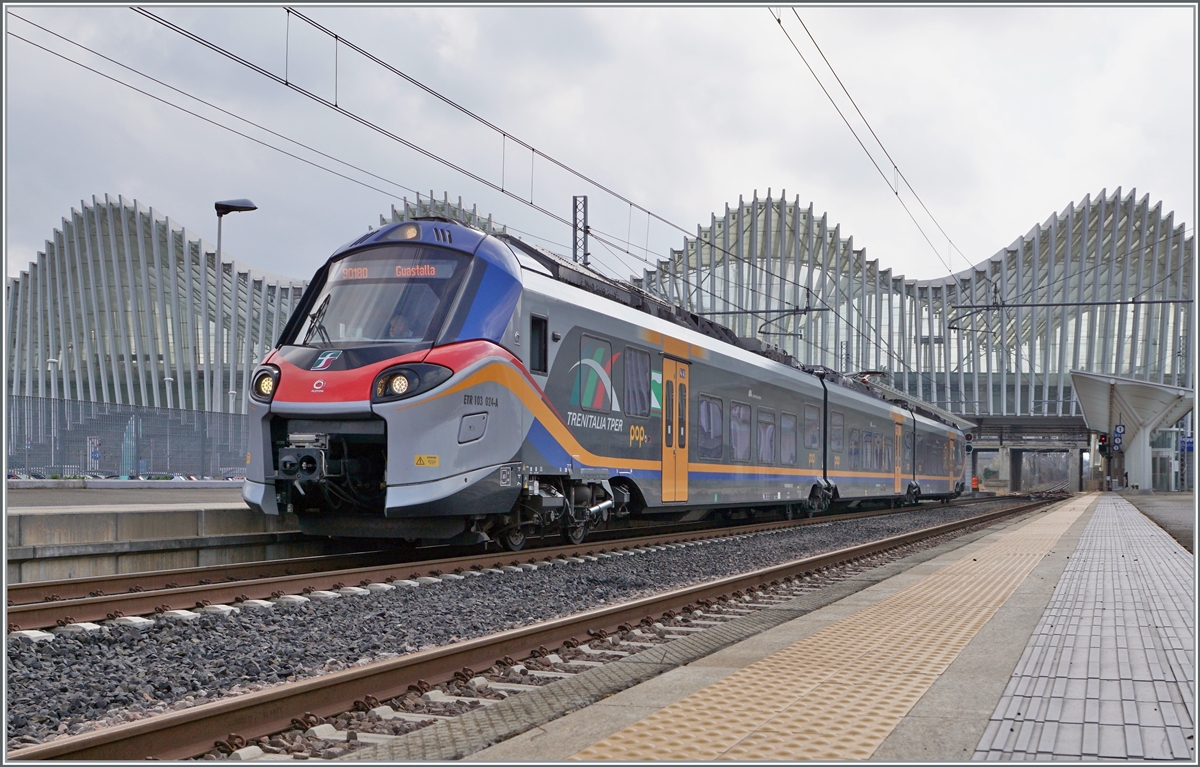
[5,194,307,414]
[5,194,306,478]
[632,187,1193,492]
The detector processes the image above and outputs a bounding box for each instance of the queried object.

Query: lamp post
[47,358,58,475]
[164,376,174,474]
[214,199,257,412]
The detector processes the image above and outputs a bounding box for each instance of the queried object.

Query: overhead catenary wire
[769,9,956,276]
[129,4,924,367]
[4,15,585,267]
[38,7,1149,404]
[789,9,970,273]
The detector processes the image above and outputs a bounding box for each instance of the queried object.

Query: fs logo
[311,350,342,371]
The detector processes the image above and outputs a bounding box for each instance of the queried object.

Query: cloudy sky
[4,5,1196,286]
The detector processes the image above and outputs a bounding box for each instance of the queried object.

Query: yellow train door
[661,359,689,502]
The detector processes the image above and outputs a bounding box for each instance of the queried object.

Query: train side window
[623,347,651,417]
[757,409,776,464]
[884,436,894,472]
[803,404,821,450]
[830,411,844,452]
[677,383,687,449]
[875,434,884,472]
[579,334,612,412]
[863,431,873,470]
[664,380,674,448]
[730,401,752,462]
[849,428,861,470]
[780,413,798,466]
[697,395,724,461]
[530,316,548,374]
[903,432,913,473]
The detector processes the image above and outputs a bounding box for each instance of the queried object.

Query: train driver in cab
[386,310,415,340]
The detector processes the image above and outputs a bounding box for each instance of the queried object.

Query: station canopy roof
[1069,371,1194,436]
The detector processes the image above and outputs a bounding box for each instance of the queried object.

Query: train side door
[894,422,903,493]
[661,359,689,502]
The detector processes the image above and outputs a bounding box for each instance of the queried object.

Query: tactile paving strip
[972,494,1195,761]
[571,495,1094,761]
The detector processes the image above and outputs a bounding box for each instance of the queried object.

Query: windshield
[291,246,469,347]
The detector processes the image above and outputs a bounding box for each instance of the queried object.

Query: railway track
[6,494,1061,761]
[7,495,1006,630]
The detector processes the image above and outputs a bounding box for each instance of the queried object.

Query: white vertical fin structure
[628,189,1192,418]
[5,196,308,412]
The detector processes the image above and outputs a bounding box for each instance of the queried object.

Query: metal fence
[6,395,248,479]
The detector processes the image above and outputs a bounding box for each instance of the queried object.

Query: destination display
[330,258,457,282]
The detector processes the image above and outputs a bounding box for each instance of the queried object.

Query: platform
[349,492,1194,762]
[4,486,317,583]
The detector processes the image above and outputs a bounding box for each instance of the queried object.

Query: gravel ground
[5,501,1025,749]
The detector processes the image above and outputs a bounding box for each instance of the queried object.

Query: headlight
[371,363,452,403]
[250,366,280,403]
[383,223,421,241]
[375,371,416,399]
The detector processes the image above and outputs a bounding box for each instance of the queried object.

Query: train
[242,216,967,550]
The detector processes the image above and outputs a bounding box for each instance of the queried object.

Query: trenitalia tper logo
[311,350,342,371]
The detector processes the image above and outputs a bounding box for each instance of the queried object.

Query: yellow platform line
[571,494,1095,761]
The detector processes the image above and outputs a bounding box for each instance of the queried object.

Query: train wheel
[499,527,527,552]
[561,522,588,546]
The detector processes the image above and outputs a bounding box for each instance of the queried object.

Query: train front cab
[242,219,528,543]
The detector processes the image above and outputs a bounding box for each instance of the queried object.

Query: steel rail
[5,496,1012,629]
[7,499,993,604]
[6,550,402,605]
[6,496,1058,761]
[6,517,807,629]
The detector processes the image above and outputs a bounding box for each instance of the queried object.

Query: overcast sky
[4,5,1196,287]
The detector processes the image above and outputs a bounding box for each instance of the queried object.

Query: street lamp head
[215,198,257,217]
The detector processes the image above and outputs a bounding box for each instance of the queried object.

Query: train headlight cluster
[377,371,414,399]
[371,363,453,403]
[250,366,280,403]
